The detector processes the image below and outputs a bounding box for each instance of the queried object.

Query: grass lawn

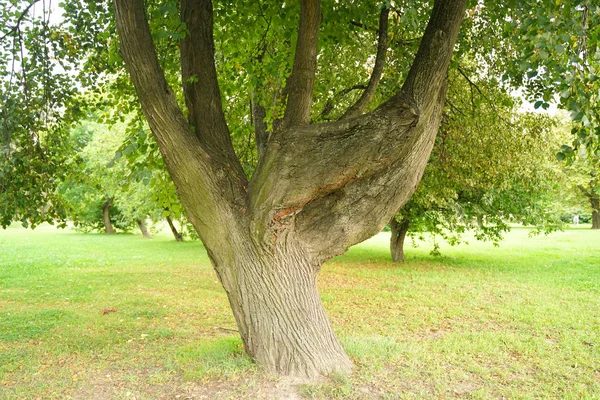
[0,224,599,399]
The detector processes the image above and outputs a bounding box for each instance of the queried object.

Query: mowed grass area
[0,225,599,399]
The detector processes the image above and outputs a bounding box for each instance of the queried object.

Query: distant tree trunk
[390,218,410,262]
[136,219,152,238]
[166,215,183,241]
[102,200,115,234]
[591,197,600,229]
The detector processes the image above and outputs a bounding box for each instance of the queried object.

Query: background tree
[494,1,600,158]
[562,155,600,229]
[390,69,564,261]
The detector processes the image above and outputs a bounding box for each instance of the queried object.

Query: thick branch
[577,184,592,199]
[282,0,321,127]
[400,0,466,108]
[114,0,248,253]
[180,0,245,178]
[340,6,389,120]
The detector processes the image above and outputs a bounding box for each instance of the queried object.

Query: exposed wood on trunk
[102,200,115,234]
[136,219,151,238]
[166,215,184,241]
[390,217,410,262]
[282,0,321,128]
[340,6,390,120]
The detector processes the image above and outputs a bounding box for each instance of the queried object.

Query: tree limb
[282,0,321,128]
[400,0,466,109]
[0,0,41,43]
[577,184,592,198]
[455,65,515,127]
[251,90,268,160]
[114,0,248,253]
[340,6,389,120]
[179,0,245,178]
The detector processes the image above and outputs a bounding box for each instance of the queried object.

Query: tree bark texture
[137,219,151,238]
[166,216,184,241]
[390,218,410,262]
[102,200,115,234]
[114,0,466,378]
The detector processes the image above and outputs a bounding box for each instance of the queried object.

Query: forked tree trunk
[136,219,152,238]
[591,198,600,229]
[114,0,466,378]
[102,201,115,234]
[390,218,410,262]
[165,215,183,241]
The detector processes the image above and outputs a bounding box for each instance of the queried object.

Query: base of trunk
[219,244,353,378]
[390,218,409,262]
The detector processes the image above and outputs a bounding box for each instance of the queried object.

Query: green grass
[1,224,599,399]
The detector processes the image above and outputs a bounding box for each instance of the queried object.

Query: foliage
[0,0,83,228]
[57,119,165,232]
[395,69,565,252]
[495,1,600,158]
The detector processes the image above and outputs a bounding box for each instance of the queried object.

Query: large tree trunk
[591,198,600,229]
[215,237,352,377]
[102,201,115,234]
[136,219,151,238]
[390,218,410,262]
[114,0,466,378]
[165,215,183,241]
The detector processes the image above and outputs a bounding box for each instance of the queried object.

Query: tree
[108,0,467,377]
[494,1,600,158]
[389,69,564,261]
[564,155,600,229]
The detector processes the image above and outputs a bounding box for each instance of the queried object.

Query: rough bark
[136,219,151,238]
[102,200,115,234]
[390,218,410,262]
[114,0,466,378]
[166,215,184,241]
